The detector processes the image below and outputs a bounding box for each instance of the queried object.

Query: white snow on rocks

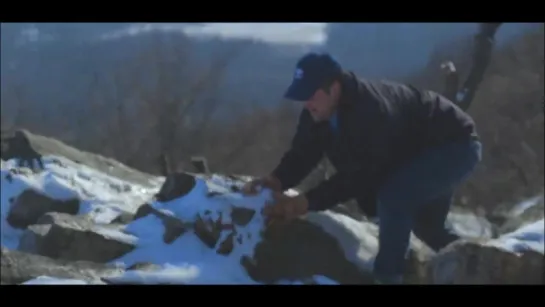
[1,155,543,284]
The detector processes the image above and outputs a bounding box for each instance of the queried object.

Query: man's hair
[319,70,344,94]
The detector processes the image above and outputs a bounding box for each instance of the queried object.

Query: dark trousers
[372,138,482,281]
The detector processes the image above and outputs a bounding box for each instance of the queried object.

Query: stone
[7,189,80,229]
[217,231,236,255]
[241,218,374,284]
[155,172,196,202]
[425,240,544,284]
[110,211,136,224]
[162,216,187,244]
[18,212,136,263]
[126,262,162,272]
[132,203,189,244]
[1,246,123,285]
[194,214,223,248]
[230,207,255,226]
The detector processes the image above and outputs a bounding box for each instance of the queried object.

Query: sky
[98,23,329,45]
[182,23,328,44]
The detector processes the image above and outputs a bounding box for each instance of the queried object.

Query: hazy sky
[183,23,328,44]
[99,23,329,45]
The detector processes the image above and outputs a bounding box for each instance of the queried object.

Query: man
[242,52,482,284]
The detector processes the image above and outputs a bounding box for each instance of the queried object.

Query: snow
[509,195,543,217]
[1,155,334,285]
[447,211,494,239]
[2,154,543,285]
[21,276,92,285]
[487,219,544,254]
[305,211,380,272]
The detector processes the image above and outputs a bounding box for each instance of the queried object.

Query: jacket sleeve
[271,110,326,191]
[304,130,390,212]
[304,167,372,211]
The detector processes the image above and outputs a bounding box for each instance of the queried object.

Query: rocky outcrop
[154,172,196,202]
[242,218,375,284]
[498,196,544,235]
[1,246,123,285]
[2,131,542,285]
[18,212,136,263]
[7,189,80,229]
[129,203,190,244]
[424,240,544,284]
[231,207,256,226]
[3,128,156,187]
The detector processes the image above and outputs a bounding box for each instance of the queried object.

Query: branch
[439,23,503,111]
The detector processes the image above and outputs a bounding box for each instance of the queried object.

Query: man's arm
[304,167,372,211]
[271,110,326,191]
[304,129,389,212]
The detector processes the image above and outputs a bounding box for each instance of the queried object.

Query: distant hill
[1,22,539,125]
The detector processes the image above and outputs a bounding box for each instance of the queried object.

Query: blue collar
[329,111,339,134]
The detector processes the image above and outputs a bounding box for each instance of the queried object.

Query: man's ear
[331,80,342,98]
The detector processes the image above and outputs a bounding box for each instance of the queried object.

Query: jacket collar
[338,70,360,110]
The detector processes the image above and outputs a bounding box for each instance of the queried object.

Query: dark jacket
[272,72,478,216]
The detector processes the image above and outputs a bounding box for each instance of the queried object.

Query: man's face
[304,82,340,122]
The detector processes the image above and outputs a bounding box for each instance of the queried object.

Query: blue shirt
[329,111,339,135]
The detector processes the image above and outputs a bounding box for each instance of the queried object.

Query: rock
[425,240,544,284]
[1,129,45,172]
[132,203,189,244]
[9,167,35,177]
[190,156,210,174]
[194,214,223,248]
[110,211,135,224]
[241,218,374,284]
[7,189,80,229]
[217,231,236,255]
[126,262,162,272]
[162,216,187,244]
[1,246,123,285]
[18,212,136,263]
[134,203,155,220]
[329,202,365,221]
[230,207,255,226]
[155,172,196,202]
[498,197,544,235]
[206,191,223,197]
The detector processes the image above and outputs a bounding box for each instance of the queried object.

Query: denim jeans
[372,138,482,283]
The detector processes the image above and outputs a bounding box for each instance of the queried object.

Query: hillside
[1,23,543,227]
[1,23,538,126]
[1,131,543,284]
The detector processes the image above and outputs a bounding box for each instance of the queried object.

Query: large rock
[498,196,544,235]
[192,207,252,256]
[131,203,190,244]
[425,240,544,284]
[7,189,80,229]
[241,218,375,284]
[1,246,123,285]
[155,172,196,202]
[18,212,137,263]
[5,128,157,187]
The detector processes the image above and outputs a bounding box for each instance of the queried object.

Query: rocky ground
[1,131,543,284]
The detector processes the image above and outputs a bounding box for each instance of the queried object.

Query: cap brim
[283,81,316,102]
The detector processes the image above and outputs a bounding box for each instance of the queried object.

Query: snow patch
[2,153,543,285]
[487,219,544,254]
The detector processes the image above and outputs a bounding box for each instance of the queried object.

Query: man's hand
[242,175,282,195]
[263,192,309,224]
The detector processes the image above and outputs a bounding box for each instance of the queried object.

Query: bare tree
[82,32,245,174]
[440,23,503,111]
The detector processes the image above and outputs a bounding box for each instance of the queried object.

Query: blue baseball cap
[284,52,343,101]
